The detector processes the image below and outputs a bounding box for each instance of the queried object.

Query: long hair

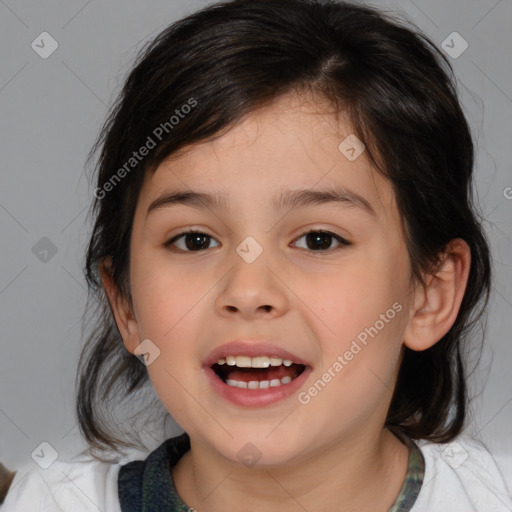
[78,0,491,453]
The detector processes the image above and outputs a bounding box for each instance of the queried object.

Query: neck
[172,427,409,512]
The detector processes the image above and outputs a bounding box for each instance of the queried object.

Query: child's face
[123,93,417,465]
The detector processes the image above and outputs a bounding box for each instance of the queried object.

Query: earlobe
[403,239,471,351]
[99,260,141,354]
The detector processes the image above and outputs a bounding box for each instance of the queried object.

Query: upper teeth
[217,356,293,368]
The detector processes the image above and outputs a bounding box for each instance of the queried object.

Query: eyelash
[164,228,351,253]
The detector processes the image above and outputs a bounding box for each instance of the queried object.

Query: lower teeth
[226,376,293,389]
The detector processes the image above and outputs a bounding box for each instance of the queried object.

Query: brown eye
[292,230,350,252]
[165,230,220,252]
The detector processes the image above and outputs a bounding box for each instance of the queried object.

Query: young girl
[3,0,511,510]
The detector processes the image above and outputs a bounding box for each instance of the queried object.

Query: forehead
[138,92,398,222]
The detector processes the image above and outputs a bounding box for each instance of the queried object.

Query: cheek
[130,249,210,340]
[129,258,209,418]
[318,300,406,393]
[308,247,410,388]
[128,259,211,416]
[309,253,408,330]
[305,302,406,433]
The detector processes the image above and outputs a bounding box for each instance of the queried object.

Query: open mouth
[212,355,306,390]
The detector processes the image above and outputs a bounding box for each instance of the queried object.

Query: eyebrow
[147,187,376,217]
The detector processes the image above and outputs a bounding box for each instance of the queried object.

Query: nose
[215,241,289,320]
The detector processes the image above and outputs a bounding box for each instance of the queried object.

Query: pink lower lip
[204,365,312,407]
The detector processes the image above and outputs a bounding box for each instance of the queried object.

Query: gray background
[1,0,511,483]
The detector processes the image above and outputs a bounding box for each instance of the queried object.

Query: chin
[209,431,308,468]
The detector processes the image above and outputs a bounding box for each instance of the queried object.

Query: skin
[103,91,471,511]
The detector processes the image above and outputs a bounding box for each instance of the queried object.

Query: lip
[203,340,310,367]
[203,339,312,407]
[204,364,312,407]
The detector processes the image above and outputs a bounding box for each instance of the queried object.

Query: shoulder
[1,456,122,512]
[411,434,512,511]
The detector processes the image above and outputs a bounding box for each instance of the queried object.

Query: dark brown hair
[78,0,491,453]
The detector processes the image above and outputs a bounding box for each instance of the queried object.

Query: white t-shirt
[2,435,511,511]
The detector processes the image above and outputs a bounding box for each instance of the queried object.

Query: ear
[403,239,471,351]
[100,259,141,354]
